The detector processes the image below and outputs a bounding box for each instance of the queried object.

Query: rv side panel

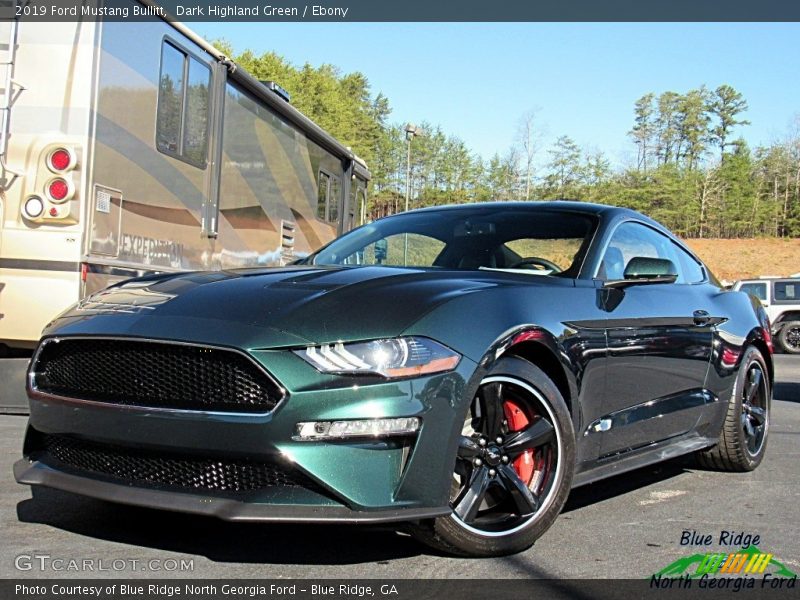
[89,17,213,286]
[0,20,97,346]
[215,80,345,267]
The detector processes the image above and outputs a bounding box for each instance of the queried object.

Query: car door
[595,222,716,458]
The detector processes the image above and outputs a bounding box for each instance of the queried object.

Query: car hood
[46,266,519,349]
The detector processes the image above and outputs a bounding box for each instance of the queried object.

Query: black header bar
[3,0,800,22]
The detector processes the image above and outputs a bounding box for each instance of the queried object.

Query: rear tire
[696,346,770,472]
[778,321,800,354]
[410,357,575,557]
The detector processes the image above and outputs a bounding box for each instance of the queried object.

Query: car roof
[407,200,616,216]
[404,200,670,234]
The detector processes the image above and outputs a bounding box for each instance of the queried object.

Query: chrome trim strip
[583,389,717,436]
[28,336,287,418]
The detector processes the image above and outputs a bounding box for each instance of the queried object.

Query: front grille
[38,434,317,494]
[32,338,282,413]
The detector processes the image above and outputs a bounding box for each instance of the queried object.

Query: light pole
[403,124,420,265]
[404,123,420,213]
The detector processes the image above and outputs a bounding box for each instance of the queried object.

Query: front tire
[696,346,770,471]
[778,321,800,354]
[411,357,575,557]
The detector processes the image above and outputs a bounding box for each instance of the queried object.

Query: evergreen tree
[629,93,656,173]
[708,85,751,162]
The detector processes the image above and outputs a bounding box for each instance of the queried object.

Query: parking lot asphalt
[2,356,798,580]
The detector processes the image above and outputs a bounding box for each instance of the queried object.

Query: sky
[194,22,800,168]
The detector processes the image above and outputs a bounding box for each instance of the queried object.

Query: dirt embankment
[684,238,800,283]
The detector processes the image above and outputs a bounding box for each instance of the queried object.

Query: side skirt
[571,432,716,488]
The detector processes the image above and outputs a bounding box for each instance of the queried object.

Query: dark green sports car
[16,202,772,556]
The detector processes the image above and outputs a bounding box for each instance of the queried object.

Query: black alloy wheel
[410,357,574,557]
[741,362,768,456]
[778,321,800,354]
[696,346,770,472]
[451,377,558,533]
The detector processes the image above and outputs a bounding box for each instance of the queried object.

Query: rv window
[329,176,341,224]
[317,171,330,220]
[156,40,210,168]
[156,43,185,154]
[184,57,210,164]
[357,187,367,226]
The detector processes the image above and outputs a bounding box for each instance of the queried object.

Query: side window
[329,176,340,224]
[156,43,184,154]
[356,187,367,226]
[774,281,798,302]
[316,171,340,225]
[598,222,683,282]
[740,283,767,301]
[156,41,210,167]
[317,171,330,220]
[672,243,706,284]
[183,57,210,164]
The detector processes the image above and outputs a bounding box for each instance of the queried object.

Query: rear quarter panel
[706,288,773,407]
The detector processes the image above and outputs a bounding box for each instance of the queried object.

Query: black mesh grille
[38,434,316,493]
[33,338,282,413]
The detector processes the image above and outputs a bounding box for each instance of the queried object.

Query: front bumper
[18,348,477,522]
[13,459,450,523]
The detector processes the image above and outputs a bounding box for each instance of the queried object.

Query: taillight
[46,178,72,202]
[47,147,76,172]
[22,143,81,223]
[22,196,44,219]
[511,330,546,345]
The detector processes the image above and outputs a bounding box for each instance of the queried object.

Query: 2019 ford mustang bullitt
[15,202,773,557]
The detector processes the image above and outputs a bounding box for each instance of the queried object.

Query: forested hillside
[220,43,800,239]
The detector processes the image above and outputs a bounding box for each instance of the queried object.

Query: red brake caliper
[503,400,534,485]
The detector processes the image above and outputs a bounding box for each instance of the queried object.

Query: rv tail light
[46,178,72,202]
[47,147,76,172]
[22,196,44,219]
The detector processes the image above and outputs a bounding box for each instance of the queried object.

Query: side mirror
[604,257,678,288]
[374,239,388,263]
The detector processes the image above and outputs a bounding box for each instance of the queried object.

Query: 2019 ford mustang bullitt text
[15,202,772,557]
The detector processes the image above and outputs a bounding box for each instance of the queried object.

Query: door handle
[693,309,710,326]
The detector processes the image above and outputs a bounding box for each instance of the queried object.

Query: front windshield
[307,206,596,277]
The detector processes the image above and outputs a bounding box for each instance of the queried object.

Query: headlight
[295,336,460,378]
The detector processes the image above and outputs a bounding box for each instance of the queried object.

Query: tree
[708,85,750,162]
[515,109,543,200]
[676,87,711,170]
[486,150,521,200]
[655,91,681,166]
[545,136,582,196]
[583,150,611,186]
[629,93,656,172]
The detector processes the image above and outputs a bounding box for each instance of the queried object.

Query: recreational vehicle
[0,1,370,409]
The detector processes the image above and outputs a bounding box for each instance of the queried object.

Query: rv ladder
[0,0,25,185]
